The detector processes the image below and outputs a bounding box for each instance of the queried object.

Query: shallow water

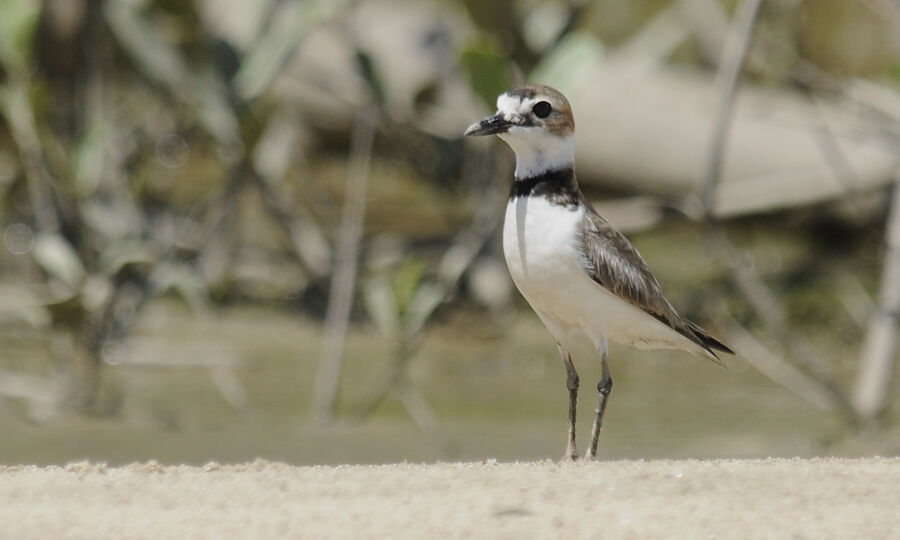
[0,298,867,466]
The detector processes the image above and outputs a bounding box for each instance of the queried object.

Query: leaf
[403,282,444,337]
[363,274,400,338]
[104,1,191,95]
[149,262,210,313]
[460,42,515,111]
[32,233,86,288]
[392,257,425,314]
[192,68,242,150]
[73,122,110,197]
[253,108,299,178]
[354,50,385,105]
[233,0,344,102]
[288,220,331,278]
[529,31,604,97]
[98,239,156,277]
[105,3,241,149]
[0,0,41,71]
[81,199,144,244]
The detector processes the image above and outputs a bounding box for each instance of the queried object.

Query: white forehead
[496,93,539,116]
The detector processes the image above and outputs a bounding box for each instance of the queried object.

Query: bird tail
[685,321,734,366]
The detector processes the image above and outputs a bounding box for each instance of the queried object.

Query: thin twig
[248,169,332,278]
[209,365,259,419]
[713,312,844,413]
[312,108,376,423]
[682,0,900,150]
[699,0,861,422]
[396,381,439,435]
[853,169,900,417]
[350,149,508,423]
[0,78,60,233]
[707,229,857,413]
[701,0,764,214]
[855,0,900,22]
[351,340,418,421]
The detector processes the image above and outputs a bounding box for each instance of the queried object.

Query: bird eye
[532,101,552,118]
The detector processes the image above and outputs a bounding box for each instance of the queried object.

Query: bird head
[464,85,575,179]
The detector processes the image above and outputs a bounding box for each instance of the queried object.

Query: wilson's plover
[465,85,733,460]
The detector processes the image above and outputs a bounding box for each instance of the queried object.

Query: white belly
[502,197,700,354]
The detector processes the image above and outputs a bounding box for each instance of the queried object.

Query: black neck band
[511,167,579,207]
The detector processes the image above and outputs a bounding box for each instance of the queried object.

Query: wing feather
[576,199,733,360]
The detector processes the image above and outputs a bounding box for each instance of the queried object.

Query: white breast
[502,196,584,300]
[502,196,591,341]
[502,196,703,355]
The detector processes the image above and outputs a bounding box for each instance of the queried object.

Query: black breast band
[510,167,580,208]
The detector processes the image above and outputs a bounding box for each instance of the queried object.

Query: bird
[464,85,733,461]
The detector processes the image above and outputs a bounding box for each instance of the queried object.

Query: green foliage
[73,122,111,197]
[460,43,515,110]
[530,31,604,98]
[391,257,425,315]
[0,0,40,70]
[354,51,385,106]
[363,254,447,344]
[364,256,426,338]
[233,0,344,102]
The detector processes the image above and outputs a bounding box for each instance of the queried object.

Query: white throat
[499,131,575,179]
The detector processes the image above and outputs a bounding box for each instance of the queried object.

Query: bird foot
[561,444,579,462]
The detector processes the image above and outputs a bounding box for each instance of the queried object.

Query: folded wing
[575,197,733,362]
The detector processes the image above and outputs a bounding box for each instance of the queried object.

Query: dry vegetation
[0,0,898,466]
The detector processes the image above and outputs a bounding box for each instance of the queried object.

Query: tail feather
[684,320,734,365]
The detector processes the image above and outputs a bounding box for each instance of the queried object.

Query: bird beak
[464,113,514,136]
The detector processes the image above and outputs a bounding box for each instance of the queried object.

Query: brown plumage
[576,195,733,363]
[503,85,574,136]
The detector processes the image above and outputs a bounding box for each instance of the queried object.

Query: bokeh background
[1,0,899,465]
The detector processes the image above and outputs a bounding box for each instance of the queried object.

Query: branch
[701,0,764,215]
[0,78,60,233]
[350,149,508,424]
[312,108,376,423]
[852,169,900,418]
[698,0,860,423]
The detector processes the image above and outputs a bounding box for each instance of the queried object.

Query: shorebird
[465,85,733,460]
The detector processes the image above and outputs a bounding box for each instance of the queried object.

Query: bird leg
[559,344,579,461]
[587,349,613,460]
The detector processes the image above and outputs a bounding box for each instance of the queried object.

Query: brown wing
[576,199,733,360]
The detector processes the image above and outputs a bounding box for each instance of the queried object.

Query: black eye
[532,101,552,118]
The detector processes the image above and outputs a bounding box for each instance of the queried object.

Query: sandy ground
[0,458,898,539]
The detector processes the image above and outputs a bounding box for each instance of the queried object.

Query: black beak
[464,113,514,136]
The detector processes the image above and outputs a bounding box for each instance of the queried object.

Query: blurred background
[0,0,899,465]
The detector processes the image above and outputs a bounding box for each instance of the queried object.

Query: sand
[0,458,897,539]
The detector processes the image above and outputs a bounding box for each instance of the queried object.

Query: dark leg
[587,349,612,460]
[558,344,580,461]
